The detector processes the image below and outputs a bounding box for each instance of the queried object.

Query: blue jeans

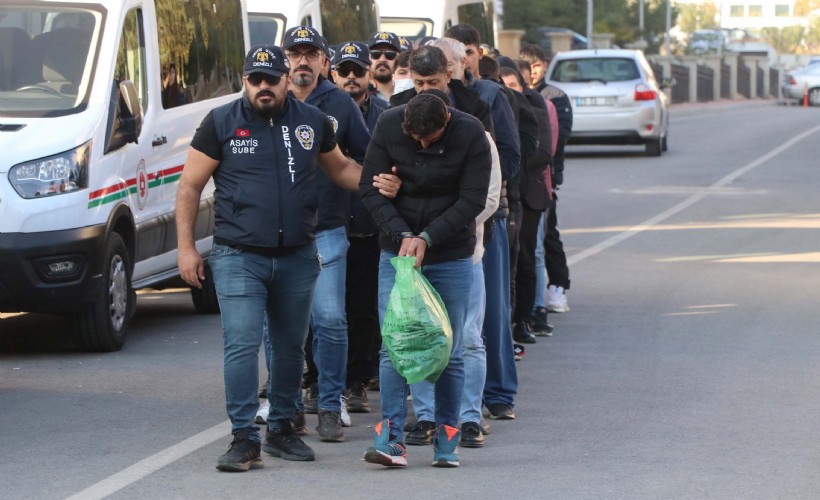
[410,261,486,424]
[482,218,518,407]
[533,212,547,311]
[306,226,349,411]
[378,252,472,438]
[210,241,320,438]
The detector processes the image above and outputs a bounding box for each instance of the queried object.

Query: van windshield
[0,3,104,118]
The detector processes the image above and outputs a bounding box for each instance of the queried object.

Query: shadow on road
[0,290,202,354]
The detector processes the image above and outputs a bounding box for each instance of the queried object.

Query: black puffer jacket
[360,105,492,265]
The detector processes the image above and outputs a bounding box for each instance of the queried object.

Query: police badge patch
[327,116,338,133]
[295,125,315,150]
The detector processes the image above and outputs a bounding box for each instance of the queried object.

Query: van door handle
[152,136,167,147]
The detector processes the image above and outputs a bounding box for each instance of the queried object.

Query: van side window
[114,9,147,111]
[105,8,146,153]
[156,0,245,108]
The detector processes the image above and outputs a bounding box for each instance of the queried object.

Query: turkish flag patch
[236,128,250,137]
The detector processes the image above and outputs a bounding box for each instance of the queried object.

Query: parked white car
[783,63,820,106]
[545,49,670,156]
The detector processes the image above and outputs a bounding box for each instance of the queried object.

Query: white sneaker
[340,395,351,427]
[254,399,270,425]
[547,285,570,313]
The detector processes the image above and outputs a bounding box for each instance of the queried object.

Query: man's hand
[178,247,205,289]
[374,166,401,199]
[398,236,427,268]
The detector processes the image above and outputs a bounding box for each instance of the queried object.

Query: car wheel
[72,233,133,352]
[190,264,220,314]
[645,138,662,157]
[662,133,668,152]
[809,88,820,107]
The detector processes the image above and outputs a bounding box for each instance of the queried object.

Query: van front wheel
[72,233,133,352]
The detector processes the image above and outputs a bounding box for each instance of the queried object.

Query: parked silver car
[783,63,820,106]
[545,49,670,156]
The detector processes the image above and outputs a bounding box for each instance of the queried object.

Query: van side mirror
[118,80,143,143]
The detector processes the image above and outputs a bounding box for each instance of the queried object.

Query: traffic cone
[804,83,809,108]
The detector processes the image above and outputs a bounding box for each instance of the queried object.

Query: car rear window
[552,58,640,83]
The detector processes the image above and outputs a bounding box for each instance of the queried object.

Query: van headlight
[9,142,90,199]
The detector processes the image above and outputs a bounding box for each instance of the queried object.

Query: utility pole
[587,0,593,45]
[665,0,672,55]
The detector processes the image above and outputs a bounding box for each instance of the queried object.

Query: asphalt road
[2,101,820,499]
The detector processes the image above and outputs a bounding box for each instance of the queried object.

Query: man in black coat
[360,92,491,468]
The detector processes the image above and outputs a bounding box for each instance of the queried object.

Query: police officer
[176,44,362,472]
[331,41,390,414]
[282,26,372,443]
[367,30,403,102]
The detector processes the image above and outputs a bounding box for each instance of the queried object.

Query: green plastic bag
[382,256,453,384]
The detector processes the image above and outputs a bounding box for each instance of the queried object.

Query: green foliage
[761,26,805,54]
[503,0,677,54]
[677,2,718,34]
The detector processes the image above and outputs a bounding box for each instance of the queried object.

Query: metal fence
[670,63,689,103]
[651,62,664,83]
[738,59,751,98]
[721,63,731,98]
[697,65,714,102]
[769,67,780,98]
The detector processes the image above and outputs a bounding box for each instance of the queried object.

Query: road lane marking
[566,122,820,267]
[65,420,231,500]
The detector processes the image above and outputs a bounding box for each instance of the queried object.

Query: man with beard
[330,41,390,415]
[367,31,403,103]
[176,45,363,472]
[282,26,372,444]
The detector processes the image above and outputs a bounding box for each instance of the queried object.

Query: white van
[0,0,250,351]
[376,0,497,46]
[247,0,296,46]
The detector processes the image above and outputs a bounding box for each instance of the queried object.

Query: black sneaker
[531,307,554,337]
[487,403,516,420]
[263,427,315,461]
[316,410,345,442]
[292,410,308,436]
[459,421,485,448]
[216,430,263,472]
[405,420,436,445]
[303,383,319,414]
[513,321,537,344]
[345,382,371,413]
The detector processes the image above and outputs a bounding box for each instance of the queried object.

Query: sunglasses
[370,50,397,61]
[246,73,282,86]
[336,65,368,78]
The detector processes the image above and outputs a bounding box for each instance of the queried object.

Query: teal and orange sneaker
[363,418,407,467]
[432,424,461,467]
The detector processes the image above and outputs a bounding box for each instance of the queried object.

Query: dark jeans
[513,205,543,323]
[545,196,570,290]
[345,234,381,386]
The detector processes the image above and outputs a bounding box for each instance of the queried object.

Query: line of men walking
[176,23,574,472]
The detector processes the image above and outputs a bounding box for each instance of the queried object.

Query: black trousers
[344,234,381,386]
[513,204,543,322]
[506,202,522,310]
[544,196,570,289]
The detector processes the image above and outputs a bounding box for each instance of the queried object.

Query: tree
[761,26,805,54]
[677,2,718,34]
